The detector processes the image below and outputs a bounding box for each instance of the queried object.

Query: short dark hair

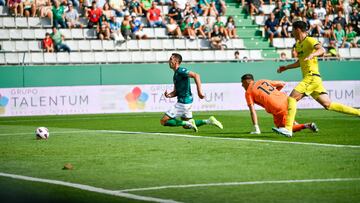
[171,53,182,64]
[241,74,254,81]
[293,20,307,32]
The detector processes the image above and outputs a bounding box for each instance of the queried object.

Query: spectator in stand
[309,13,323,37]
[214,15,229,40]
[323,14,333,38]
[314,1,326,20]
[121,13,134,39]
[42,33,54,53]
[212,0,226,16]
[102,2,114,19]
[234,50,240,60]
[225,16,237,38]
[68,0,79,9]
[130,13,148,39]
[167,0,182,22]
[265,13,280,46]
[349,7,360,34]
[304,1,314,19]
[207,0,218,16]
[166,17,182,38]
[109,0,126,17]
[290,1,301,19]
[325,0,333,14]
[280,15,291,37]
[36,0,52,19]
[181,17,196,39]
[96,0,107,8]
[82,0,93,12]
[141,0,153,14]
[280,52,288,61]
[7,0,23,16]
[97,14,110,40]
[147,2,166,27]
[273,0,284,20]
[333,23,345,47]
[196,0,210,16]
[210,25,224,50]
[333,10,346,29]
[66,2,83,28]
[247,0,263,17]
[109,16,124,42]
[342,25,358,48]
[183,2,196,17]
[330,0,343,13]
[282,0,291,18]
[23,0,36,17]
[192,16,206,38]
[52,0,67,28]
[129,0,142,16]
[323,40,339,58]
[203,17,213,38]
[50,27,71,52]
[86,1,102,28]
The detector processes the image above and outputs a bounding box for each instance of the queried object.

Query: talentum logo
[0,94,9,114]
[125,87,149,110]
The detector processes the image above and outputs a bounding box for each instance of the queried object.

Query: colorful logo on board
[0,94,9,114]
[125,87,149,110]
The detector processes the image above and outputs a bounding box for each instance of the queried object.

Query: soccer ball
[35,127,49,139]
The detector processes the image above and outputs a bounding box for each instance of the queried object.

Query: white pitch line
[0,129,359,149]
[0,172,180,203]
[99,130,360,149]
[119,178,360,192]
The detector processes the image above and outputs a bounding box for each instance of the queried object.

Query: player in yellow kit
[273,20,360,137]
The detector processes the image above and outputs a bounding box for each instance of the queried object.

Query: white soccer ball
[35,127,49,139]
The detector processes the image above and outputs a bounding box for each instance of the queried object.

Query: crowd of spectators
[3,0,243,50]
[261,0,359,48]
[2,0,360,53]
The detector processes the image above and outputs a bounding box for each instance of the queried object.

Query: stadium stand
[0,0,359,65]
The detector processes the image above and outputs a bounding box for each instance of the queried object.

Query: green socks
[195,120,208,127]
[164,119,187,127]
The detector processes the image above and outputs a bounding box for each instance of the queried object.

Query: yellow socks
[285,97,297,131]
[329,102,360,116]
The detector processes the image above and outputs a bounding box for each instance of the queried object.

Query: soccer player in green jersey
[160,53,223,132]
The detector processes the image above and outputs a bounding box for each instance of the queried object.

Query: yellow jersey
[294,36,320,78]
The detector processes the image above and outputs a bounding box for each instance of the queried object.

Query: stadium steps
[0,49,265,65]
[262,49,280,59]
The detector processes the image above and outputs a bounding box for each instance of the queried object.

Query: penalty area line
[0,172,180,203]
[119,178,360,192]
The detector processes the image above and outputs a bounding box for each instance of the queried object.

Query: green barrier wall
[1,61,360,88]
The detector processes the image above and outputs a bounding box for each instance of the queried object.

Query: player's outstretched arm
[277,60,300,73]
[248,104,261,134]
[189,71,205,99]
[304,44,325,61]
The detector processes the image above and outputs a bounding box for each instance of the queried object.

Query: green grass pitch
[0,109,359,203]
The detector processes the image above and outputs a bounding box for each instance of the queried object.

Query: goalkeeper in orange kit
[241,74,318,135]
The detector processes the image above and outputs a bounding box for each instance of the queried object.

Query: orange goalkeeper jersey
[245,80,288,115]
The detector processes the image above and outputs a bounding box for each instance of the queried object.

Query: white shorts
[165,102,193,119]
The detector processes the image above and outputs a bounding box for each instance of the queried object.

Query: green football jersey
[173,67,193,104]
